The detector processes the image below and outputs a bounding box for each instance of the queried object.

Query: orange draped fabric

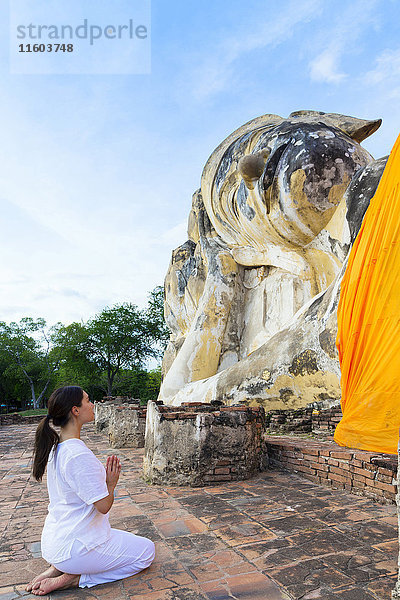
[335,133,400,454]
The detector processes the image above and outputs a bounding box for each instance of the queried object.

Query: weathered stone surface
[94,397,140,434]
[159,111,385,411]
[143,401,267,486]
[94,400,117,433]
[108,404,147,448]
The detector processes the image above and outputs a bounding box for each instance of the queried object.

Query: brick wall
[266,436,397,504]
[0,413,44,426]
[266,406,342,435]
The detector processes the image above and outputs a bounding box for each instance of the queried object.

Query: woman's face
[74,390,95,424]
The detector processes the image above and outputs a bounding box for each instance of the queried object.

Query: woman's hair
[32,386,84,481]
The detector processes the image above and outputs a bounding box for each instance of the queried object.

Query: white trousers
[53,528,155,588]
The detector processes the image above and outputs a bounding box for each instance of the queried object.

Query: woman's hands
[93,455,121,515]
[106,455,121,491]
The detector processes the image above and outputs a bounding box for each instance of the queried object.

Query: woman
[26,386,155,596]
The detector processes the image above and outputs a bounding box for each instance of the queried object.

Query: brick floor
[0,424,398,600]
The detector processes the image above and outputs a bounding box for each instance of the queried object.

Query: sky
[1,0,400,326]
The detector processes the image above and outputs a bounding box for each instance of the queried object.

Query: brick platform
[266,435,397,505]
[144,401,267,486]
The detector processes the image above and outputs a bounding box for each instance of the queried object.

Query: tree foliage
[62,302,161,396]
[145,286,170,356]
[0,318,64,409]
[0,287,168,410]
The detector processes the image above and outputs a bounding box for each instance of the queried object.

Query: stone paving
[0,423,398,600]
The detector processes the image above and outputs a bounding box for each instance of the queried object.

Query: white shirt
[41,438,111,563]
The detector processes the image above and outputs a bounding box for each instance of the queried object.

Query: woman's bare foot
[31,573,80,596]
[26,566,63,592]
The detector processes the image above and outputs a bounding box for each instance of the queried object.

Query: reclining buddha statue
[159,110,386,410]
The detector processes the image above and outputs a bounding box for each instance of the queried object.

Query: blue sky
[1,0,399,325]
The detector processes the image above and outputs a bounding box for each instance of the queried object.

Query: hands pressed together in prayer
[106,455,121,490]
[93,455,121,515]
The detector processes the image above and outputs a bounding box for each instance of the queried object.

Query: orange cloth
[335,133,400,454]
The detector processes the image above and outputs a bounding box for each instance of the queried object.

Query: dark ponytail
[32,386,84,481]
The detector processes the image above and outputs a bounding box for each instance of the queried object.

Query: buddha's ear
[238,149,271,190]
[324,113,382,143]
[289,110,382,143]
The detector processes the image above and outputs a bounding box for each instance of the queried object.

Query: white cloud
[309,48,347,84]
[159,221,188,247]
[308,0,380,85]
[357,46,400,157]
[364,48,400,85]
[187,0,324,101]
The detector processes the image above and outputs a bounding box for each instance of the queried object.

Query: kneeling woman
[26,386,155,596]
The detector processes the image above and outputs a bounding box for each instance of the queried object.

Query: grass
[14,409,47,416]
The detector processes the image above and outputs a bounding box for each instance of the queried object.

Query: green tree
[145,286,170,358]
[0,350,28,412]
[62,303,159,397]
[109,366,162,403]
[0,318,64,409]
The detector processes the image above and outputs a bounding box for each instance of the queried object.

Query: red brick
[354,451,375,461]
[376,473,394,484]
[353,473,367,484]
[327,458,339,467]
[330,466,351,478]
[330,451,354,460]
[353,467,375,480]
[304,448,320,456]
[378,466,396,477]
[319,450,331,457]
[214,467,230,475]
[352,479,366,489]
[378,467,397,477]
[329,472,348,483]
[364,462,378,472]
[372,480,396,493]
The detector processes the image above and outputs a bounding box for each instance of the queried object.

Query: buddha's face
[255,122,372,245]
[205,115,376,251]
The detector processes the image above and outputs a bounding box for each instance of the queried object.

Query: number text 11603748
[18,43,74,53]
